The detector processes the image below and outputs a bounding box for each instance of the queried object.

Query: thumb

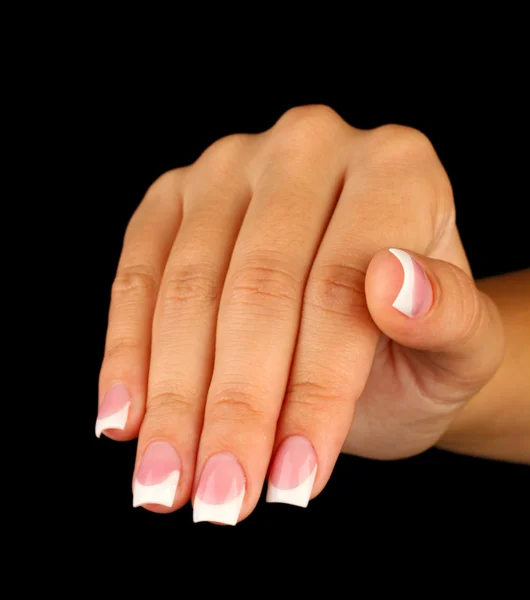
[365,248,505,401]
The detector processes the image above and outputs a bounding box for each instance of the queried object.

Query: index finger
[268,125,451,505]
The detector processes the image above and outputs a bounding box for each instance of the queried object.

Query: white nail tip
[193,487,245,526]
[389,248,415,317]
[266,466,317,507]
[95,401,131,438]
[133,471,180,508]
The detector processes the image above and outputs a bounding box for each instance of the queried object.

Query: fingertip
[97,427,139,442]
[192,452,246,525]
[367,248,501,383]
[266,435,318,507]
[366,248,436,349]
[366,248,408,314]
[96,382,146,441]
[132,440,185,513]
[95,402,144,441]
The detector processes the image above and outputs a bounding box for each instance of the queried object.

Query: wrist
[436,270,530,463]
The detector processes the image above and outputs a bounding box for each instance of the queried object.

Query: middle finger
[193,110,350,525]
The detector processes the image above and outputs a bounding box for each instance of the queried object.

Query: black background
[85,77,529,549]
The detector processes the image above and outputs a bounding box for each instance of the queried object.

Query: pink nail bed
[193,453,246,525]
[266,435,317,507]
[95,383,131,438]
[133,441,181,508]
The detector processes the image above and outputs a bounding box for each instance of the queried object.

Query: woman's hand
[96,106,504,524]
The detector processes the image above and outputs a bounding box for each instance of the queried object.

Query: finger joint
[208,386,272,425]
[228,259,300,315]
[146,390,197,418]
[112,266,159,300]
[104,337,144,361]
[284,379,349,428]
[160,265,220,313]
[305,263,367,319]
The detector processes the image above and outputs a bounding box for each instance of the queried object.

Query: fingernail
[95,383,131,438]
[389,248,433,318]
[133,441,181,508]
[266,435,317,507]
[193,453,245,525]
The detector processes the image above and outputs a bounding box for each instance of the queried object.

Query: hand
[96,106,504,524]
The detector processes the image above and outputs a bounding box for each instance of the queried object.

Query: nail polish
[95,383,131,438]
[389,248,433,318]
[266,435,317,507]
[193,453,245,525]
[133,441,181,508]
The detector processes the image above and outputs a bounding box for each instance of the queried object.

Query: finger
[96,170,184,440]
[132,136,252,512]
[364,247,504,398]
[192,107,350,525]
[269,125,450,506]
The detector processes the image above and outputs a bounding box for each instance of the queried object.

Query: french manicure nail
[133,441,181,508]
[266,435,317,507]
[193,453,245,525]
[95,383,131,438]
[389,248,433,318]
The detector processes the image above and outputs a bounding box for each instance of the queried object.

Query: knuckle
[142,168,187,205]
[269,105,344,157]
[305,263,367,319]
[146,390,196,418]
[147,167,184,192]
[229,258,300,312]
[104,337,143,361]
[287,378,347,406]
[366,124,435,167]
[160,265,219,310]
[451,270,484,347]
[208,387,270,425]
[278,104,341,131]
[284,380,348,428]
[111,266,159,299]
[197,134,247,172]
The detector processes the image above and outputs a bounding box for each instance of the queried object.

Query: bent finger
[365,247,504,400]
[133,136,253,512]
[268,125,450,506]
[193,110,350,524]
[96,170,184,440]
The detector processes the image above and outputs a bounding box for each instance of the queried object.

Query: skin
[437,269,530,462]
[97,105,530,523]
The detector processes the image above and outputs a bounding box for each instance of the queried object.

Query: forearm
[437,269,530,463]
